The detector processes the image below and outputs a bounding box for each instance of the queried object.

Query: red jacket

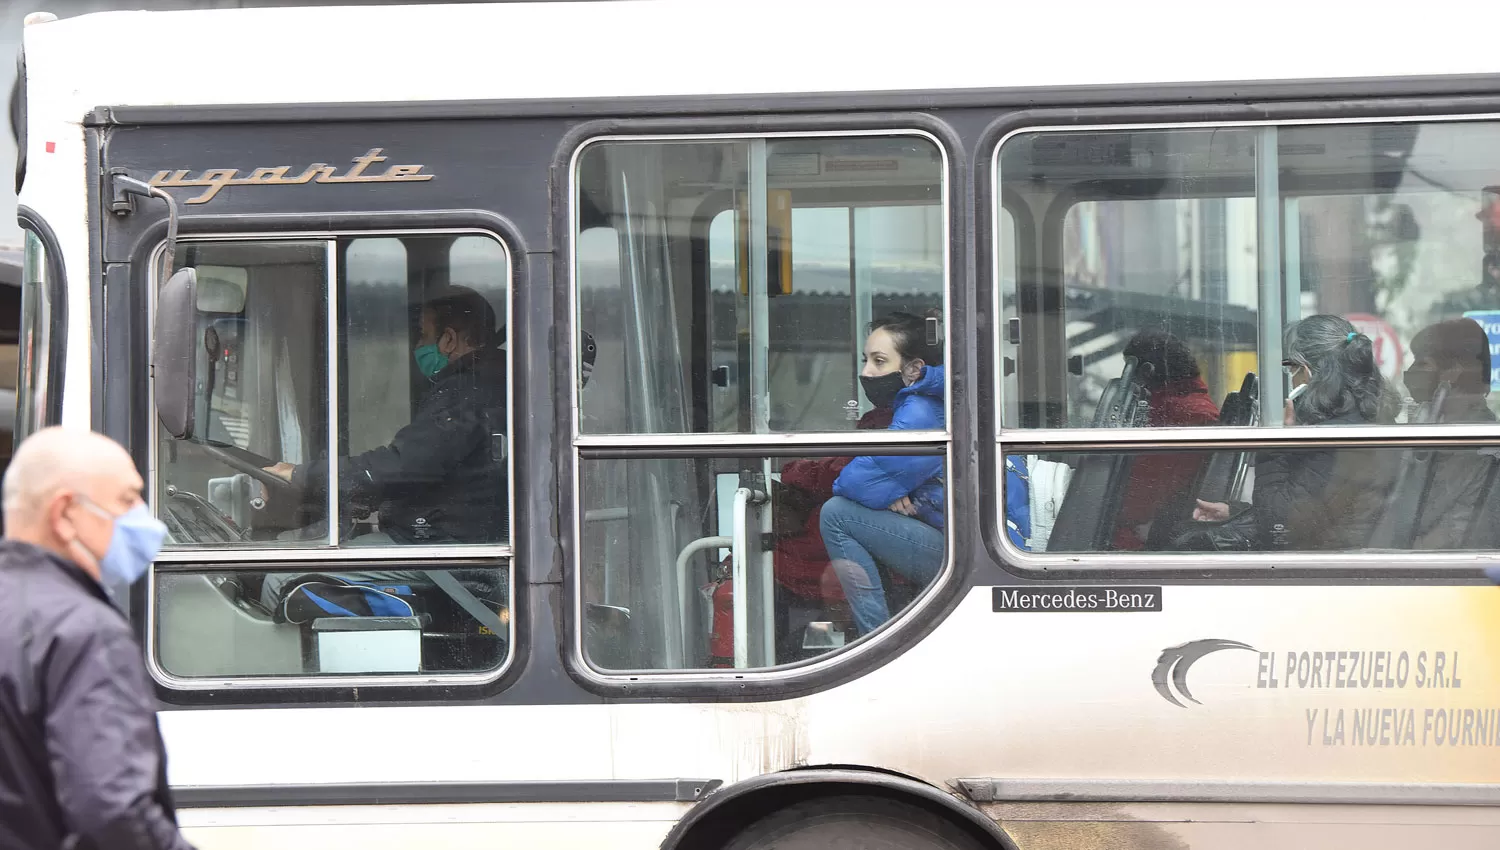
[774,406,895,600]
[1113,377,1221,550]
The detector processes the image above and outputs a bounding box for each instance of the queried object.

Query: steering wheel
[193,440,300,495]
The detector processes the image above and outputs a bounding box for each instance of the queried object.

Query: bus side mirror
[153,267,198,440]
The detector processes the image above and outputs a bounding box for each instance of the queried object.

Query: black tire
[721,794,989,850]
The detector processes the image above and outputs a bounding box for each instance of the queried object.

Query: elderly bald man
[0,428,194,850]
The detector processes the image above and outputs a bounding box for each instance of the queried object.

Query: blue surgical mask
[413,343,449,379]
[76,499,168,588]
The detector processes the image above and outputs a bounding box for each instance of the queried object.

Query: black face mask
[1404,367,1438,403]
[861,372,906,409]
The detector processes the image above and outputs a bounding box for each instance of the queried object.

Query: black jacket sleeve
[44,624,194,850]
[344,385,489,500]
[293,384,489,508]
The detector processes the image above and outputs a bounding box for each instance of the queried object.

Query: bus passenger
[1193,314,1399,550]
[264,286,507,545]
[1405,318,1498,548]
[1111,330,1221,549]
[820,312,945,637]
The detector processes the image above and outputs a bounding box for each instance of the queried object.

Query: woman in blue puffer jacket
[821,311,946,637]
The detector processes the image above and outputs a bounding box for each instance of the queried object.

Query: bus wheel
[722,794,989,850]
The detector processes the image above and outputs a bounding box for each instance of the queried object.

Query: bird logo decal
[1152,639,1256,707]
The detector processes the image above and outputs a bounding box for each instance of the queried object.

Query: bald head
[4,428,144,572]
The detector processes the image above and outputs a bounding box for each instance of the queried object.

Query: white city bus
[15,2,1500,847]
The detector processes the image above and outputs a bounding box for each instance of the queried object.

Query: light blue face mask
[76,498,168,588]
[413,343,450,379]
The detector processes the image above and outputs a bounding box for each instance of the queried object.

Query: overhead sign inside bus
[148,148,433,205]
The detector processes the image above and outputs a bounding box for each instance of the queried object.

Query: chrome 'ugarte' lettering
[149,148,433,204]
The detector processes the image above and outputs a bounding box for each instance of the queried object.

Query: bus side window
[574,134,949,671]
[999,119,1500,558]
[152,233,513,681]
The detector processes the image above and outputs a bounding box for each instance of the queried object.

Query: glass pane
[343,238,409,456]
[1007,442,1500,553]
[154,564,509,677]
[157,241,330,547]
[998,127,1263,430]
[1000,120,1500,434]
[16,230,48,440]
[168,236,512,549]
[577,135,946,435]
[580,452,948,671]
[330,234,510,546]
[1283,120,1500,423]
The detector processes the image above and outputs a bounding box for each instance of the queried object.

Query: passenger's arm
[833,454,944,511]
[781,409,890,496]
[45,627,195,850]
[831,397,943,509]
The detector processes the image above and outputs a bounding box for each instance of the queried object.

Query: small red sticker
[44,141,54,153]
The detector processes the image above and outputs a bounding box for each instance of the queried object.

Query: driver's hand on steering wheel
[263,462,296,483]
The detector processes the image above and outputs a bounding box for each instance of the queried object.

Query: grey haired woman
[1193,314,1399,550]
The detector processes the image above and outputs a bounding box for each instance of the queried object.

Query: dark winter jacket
[295,347,508,543]
[0,542,193,850]
[1251,411,1396,550]
[1414,396,1499,550]
[833,365,946,529]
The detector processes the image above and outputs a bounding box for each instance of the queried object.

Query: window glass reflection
[1009,437,1500,554]
[998,120,1500,430]
[577,136,945,435]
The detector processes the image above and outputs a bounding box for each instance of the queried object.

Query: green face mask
[413,343,449,378]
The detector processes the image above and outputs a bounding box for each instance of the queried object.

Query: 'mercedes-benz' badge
[149,148,433,205]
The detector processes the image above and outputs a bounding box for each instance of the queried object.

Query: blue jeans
[820,496,944,636]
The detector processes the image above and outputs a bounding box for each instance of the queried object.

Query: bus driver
[263,286,509,545]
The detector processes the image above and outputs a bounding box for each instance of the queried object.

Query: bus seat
[1047,357,1153,552]
[1195,372,1259,503]
[1463,455,1500,549]
[157,573,305,677]
[1143,372,1259,551]
[1370,385,1450,550]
